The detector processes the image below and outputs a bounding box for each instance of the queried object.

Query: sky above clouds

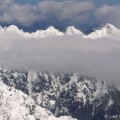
[0,0,120,31]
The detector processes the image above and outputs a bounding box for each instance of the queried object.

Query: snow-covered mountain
[31,26,64,38]
[0,71,76,120]
[0,23,119,39]
[0,25,85,38]
[86,23,120,39]
[0,25,64,38]
[0,68,120,120]
[65,26,84,35]
[0,26,4,32]
[5,25,22,32]
[3,25,24,36]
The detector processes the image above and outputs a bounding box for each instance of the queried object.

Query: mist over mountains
[0,23,120,120]
[0,23,120,85]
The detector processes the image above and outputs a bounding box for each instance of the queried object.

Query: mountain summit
[65,26,84,35]
[86,23,120,39]
[31,26,64,37]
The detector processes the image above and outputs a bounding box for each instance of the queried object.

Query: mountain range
[0,23,119,39]
[0,68,120,120]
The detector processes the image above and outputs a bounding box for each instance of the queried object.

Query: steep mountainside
[86,23,120,39]
[0,68,120,120]
[65,26,84,35]
[0,72,76,120]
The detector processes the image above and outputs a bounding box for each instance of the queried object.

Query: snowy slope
[0,26,4,32]
[0,25,64,38]
[0,68,119,120]
[86,23,120,39]
[65,26,84,35]
[0,23,119,39]
[0,79,76,120]
[3,25,24,36]
[31,26,64,38]
[0,25,85,38]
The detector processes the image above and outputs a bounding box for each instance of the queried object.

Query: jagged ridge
[0,68,120,120]
[0,79,76,120]
[85,23,120,39]
[0,25,84,38]
[1,23,119,39]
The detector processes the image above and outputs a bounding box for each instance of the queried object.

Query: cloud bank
[0,0,120,28]
[0,31,120,85]
[0,0,94,26]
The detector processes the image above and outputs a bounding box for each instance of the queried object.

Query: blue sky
[0,0,120,32]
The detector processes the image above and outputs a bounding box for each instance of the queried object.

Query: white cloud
[95,5,120,27]
[0,1,94,26]
[0,0,120,28]
[0,31,120,84]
